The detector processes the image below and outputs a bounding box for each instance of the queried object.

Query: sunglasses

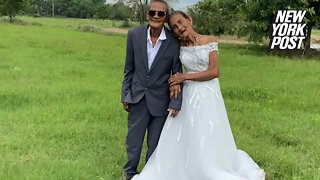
[148,10,167,18]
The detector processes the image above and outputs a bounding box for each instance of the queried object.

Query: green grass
[0,20,319,180]
[312,29,320,36]
[0,23,127,179]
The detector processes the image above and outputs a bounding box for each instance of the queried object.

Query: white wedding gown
[132,42,265,180]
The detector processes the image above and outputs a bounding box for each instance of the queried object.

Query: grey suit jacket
[121,25,182,116]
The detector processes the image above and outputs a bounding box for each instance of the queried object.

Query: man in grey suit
[121,0,182,179]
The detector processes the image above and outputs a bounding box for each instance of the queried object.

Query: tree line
[188,0,320,49]
[0,0,177,23]
[1,0,319,49]
[0,0,136,21]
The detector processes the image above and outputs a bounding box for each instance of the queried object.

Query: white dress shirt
[147,26,166,69]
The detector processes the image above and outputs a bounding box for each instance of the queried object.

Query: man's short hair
[149,0,170,14]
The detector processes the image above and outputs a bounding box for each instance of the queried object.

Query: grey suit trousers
[124,97,167,175]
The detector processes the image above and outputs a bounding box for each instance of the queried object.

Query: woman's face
[169,14,192,39]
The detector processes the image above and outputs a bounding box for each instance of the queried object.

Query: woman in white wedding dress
[132,11,265,180]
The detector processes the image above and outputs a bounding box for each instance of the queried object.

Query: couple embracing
[121,0,265,179]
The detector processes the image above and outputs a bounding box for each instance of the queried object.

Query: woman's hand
[169,73,185,86]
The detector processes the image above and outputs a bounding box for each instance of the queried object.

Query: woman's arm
[169,50,219,86]
[185,51,219,81]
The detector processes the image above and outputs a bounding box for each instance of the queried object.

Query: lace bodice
[179,42,220,100]
[180,42,218,73]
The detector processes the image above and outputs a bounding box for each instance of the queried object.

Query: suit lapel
[140,25,149,73]
[149,28,171,72]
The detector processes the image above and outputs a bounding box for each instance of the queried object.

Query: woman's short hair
[168,11,190,31]
[169,11,189,20]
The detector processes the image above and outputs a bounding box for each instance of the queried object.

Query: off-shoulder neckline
[181,42,218,48]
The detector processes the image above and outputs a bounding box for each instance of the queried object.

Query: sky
[170,0,201,10]
[105,0,201,11]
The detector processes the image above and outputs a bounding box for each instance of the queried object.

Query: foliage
[123,0,148,25]
[0,0,24,21]
[20,0,106,18]
[1,0,178,22]
[93,3,114,19]
[112,1,135,21]
[188,0,246,36]
[188,0,320,49]
[18,0,136,21]
[242,0,320,46]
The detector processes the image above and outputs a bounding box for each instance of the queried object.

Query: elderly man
[121,0,182,179]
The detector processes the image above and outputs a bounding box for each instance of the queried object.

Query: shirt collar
[147,26,167,42]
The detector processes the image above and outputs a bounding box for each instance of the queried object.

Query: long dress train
[132,42,265,180]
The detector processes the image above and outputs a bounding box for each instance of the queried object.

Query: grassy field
[0,18,320,180]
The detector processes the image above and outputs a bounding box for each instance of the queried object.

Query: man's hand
[168,108,179,118]
[123,102,130,112]
[170,84,181,99]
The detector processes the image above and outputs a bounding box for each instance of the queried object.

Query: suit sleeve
[168,44,183,110]
[121,30,134,102]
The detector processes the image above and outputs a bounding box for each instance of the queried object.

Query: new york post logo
[269,10,306,50]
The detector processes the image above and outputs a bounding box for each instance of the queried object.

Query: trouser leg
[124,97,150,175]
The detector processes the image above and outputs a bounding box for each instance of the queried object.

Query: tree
[0,0,24,22]
[60,0,105,18]
[243,0,320,49]
[94,3,114,19]
[112,1,134,20]
[121,0,148,25]
[21,0,106,18]
[22,0,54,17]
[33,0,44,16]
[51,0,54,16]
[302,0,320,49]
[189,0,319,50]
[188,0,246,36]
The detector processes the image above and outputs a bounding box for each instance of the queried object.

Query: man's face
[147,1,167,29]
